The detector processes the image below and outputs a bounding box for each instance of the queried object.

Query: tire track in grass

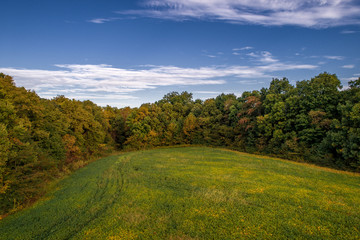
[65,157,129,239]
[32,174,110,239]
[33,157,129,240]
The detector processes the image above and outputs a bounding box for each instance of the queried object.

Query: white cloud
[233,46,253,51]
[88,18,113,24]
[117,0,360,28]
[260,51,278,63]
[1,64,225,90]
[233,46,254,55]
[0,61,317,106]
[247,51,278,63]
[325,55,345,60]
[341,30,357,34]
[88,17,123,24]
[342,64,355,68]
[239,80,261,85]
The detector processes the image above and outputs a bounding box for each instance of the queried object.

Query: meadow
[0,146,359,239]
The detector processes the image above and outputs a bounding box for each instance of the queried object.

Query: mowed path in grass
[1,147,360,239]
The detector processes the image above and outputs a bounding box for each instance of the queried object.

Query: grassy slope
[0,147,359,239]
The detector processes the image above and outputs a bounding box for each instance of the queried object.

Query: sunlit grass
[1,147,359,239]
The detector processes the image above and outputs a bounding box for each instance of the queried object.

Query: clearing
[0,147,359,239]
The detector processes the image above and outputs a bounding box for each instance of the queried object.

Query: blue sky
[1,0,359,107]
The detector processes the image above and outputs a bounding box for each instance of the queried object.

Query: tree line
[1,72,359,215]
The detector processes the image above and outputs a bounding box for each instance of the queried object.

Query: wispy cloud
[88,18,116,24]
[88,18,110,24]
[233,46,253,55]
[116,0,360,28]
[325,55,345,60]
[0,64,225,94]
[342,64,355,69]
[88,17,130,24]
[341,30,357,34]
[202,50,222,58]
[0,60,317,106]
[239,80,262,85]
[247,51,278,63]
[233,46,253,51]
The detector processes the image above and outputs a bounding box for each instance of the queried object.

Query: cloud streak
[325,55,345,60]
[233,46,253,51]
[0,61,317,106]
[88,18,114,24]
[341,30,358,34]
[342,64,355,69]
[115,0,360,28]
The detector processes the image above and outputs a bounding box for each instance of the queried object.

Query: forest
[1,72,360,215]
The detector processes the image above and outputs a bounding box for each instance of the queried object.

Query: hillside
[1,147,359,239]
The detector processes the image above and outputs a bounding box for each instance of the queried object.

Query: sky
[1,0,359,108]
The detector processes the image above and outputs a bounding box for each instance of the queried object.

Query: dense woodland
[1,72,360,215]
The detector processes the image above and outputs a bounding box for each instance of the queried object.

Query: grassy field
[0,147,359,239]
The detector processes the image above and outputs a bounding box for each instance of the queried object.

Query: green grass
[1,146,360,239]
